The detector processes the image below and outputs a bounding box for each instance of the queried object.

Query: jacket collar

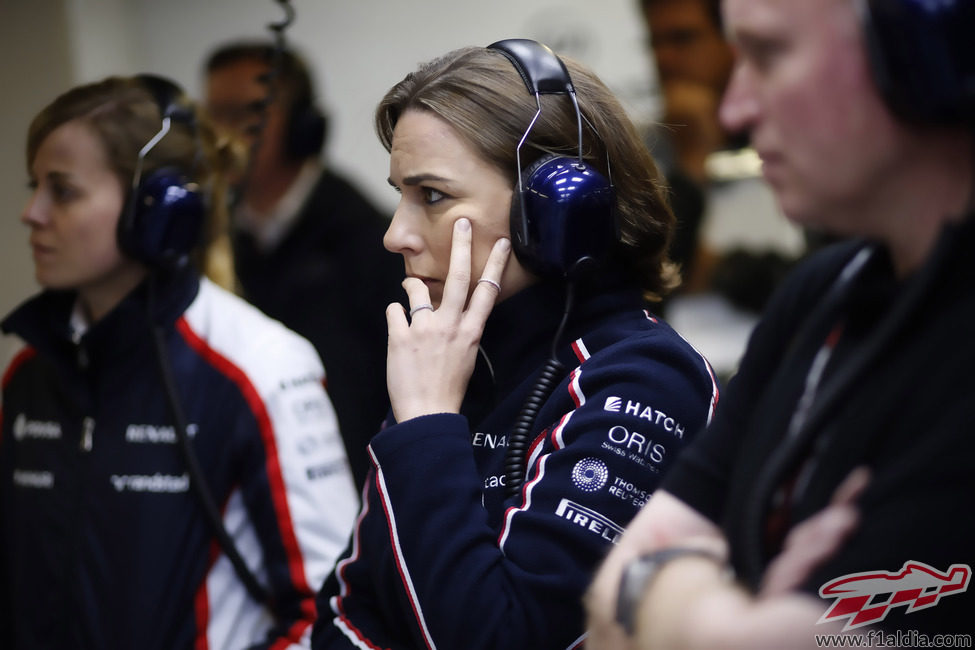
[2,269,200,365]
[461,275,649,423]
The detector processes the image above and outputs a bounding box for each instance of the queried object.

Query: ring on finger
[409,303,435,317]
[476,278,501,293]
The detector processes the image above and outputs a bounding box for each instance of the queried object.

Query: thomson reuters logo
[571,458,609,492]
[13,414,62,441]
[818,561,971,631]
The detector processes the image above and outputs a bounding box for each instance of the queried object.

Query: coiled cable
[504,282,575,498]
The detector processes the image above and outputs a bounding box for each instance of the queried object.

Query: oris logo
[572,458,609,492]
[606,425,666,465]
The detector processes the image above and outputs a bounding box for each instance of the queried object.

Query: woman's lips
[30,241,56,260]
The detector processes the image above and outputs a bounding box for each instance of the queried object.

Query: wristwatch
[614,547,725,637]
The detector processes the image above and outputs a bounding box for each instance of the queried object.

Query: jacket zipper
[80,416,95,452]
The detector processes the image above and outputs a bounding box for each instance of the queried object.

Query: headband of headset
[489,38,576,96]
[116,75,206,269]
[487,39,618,281]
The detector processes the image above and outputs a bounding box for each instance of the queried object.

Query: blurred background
[0,0,802,376]
[0,0,660,366]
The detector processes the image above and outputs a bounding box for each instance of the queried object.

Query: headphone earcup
[285,100,327,160]
[117,166,205,268]
[510,154,618,280]
[862,0,975,123]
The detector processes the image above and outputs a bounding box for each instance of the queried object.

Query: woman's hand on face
[386,218,511,423]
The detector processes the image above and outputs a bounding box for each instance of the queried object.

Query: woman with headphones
[311,41,719,649]
[0,75,358,649]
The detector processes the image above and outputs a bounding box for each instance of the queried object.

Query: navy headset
[487,38,619,281]
[116,74,206,269]
[119,74,273,606]
[860,0,975,124]
[282,56,328,161]
[488,39,621,496]
[243,44,327,161]
[263,2,326,161]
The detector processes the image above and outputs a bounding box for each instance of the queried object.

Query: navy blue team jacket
[312,278,720,649]
[0,270,358,649]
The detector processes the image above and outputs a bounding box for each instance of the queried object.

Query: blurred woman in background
[0,74,358,649]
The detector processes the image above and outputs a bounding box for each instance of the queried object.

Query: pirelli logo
[555,498,623,544]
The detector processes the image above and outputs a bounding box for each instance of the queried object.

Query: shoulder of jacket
[2,345,39,389]
[572,312,710,375]
[180,279,325,394]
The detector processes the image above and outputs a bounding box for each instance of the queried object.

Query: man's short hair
[204,40,316,111]
[638,0,723,32]
[204,39,327,160]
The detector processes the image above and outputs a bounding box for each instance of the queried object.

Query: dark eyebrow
[387,173,451,188]
[44,170,72,183]
[28,170,72,191]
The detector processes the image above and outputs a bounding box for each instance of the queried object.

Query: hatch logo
[602,396,684,438]
[818,561,971,631]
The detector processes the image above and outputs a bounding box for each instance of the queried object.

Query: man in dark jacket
[204,41,403,490]
[587,0,975,646]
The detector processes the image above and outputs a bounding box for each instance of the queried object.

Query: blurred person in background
[638,0,805,381]
[0,74,358,649]
[204,41,403,491]
[587,0,975,645]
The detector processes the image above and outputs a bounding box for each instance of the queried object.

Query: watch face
[616,554,659,635]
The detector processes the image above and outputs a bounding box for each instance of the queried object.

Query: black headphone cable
[146,273,272,608]
[504,282,575,498]
[229,0,296,217]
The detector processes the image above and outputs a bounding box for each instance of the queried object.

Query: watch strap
[615,547,725,636]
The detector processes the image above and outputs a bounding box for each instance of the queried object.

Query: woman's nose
[21,191,48,228]
[383,200,421,256]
